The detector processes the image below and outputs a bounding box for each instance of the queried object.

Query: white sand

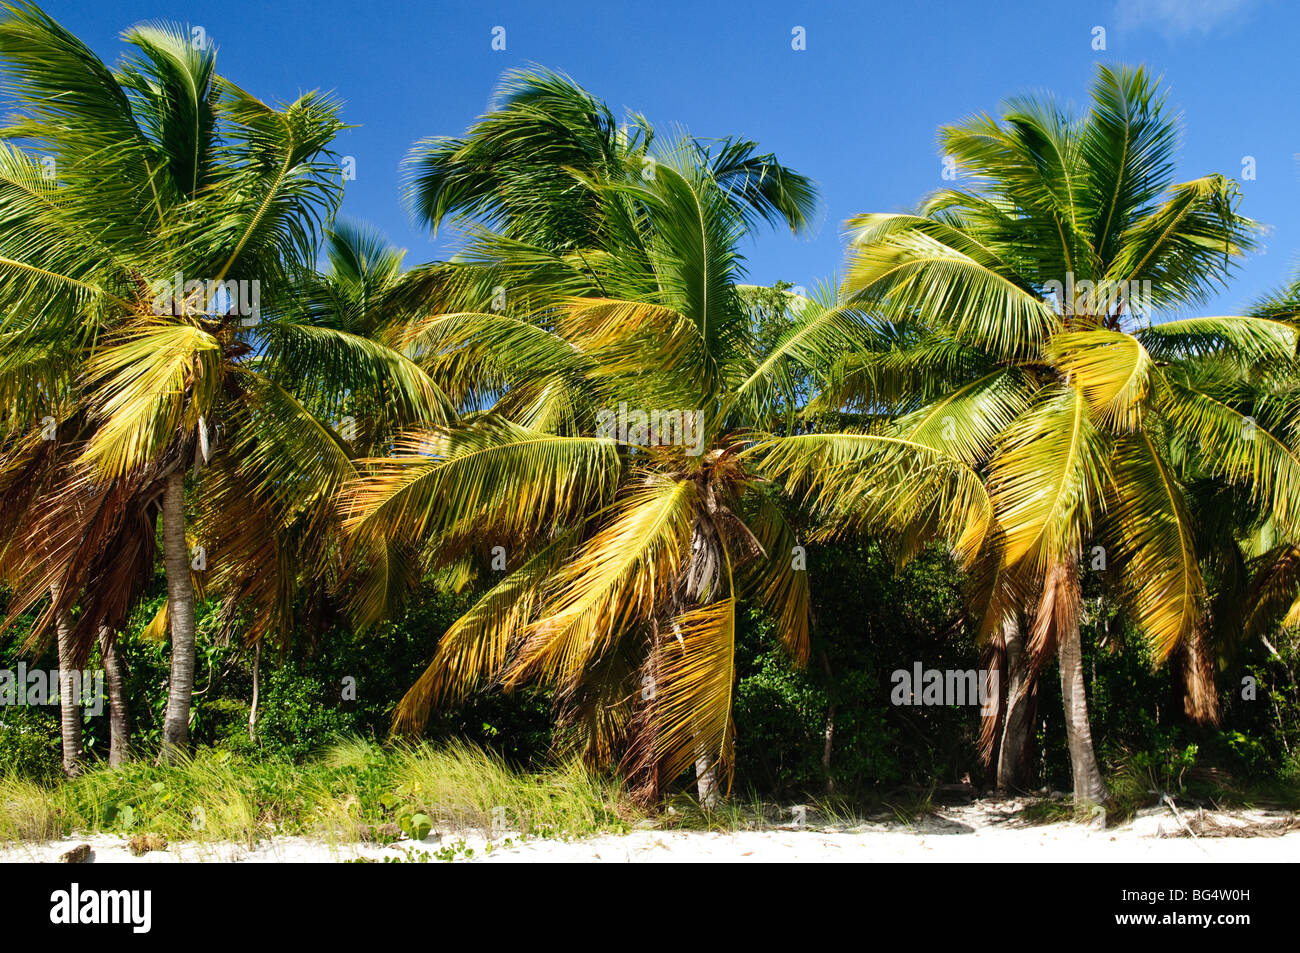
[3,801,1297,863]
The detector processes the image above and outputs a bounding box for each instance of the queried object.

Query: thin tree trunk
[996,614,1036,792]
[160,470,196,763]
[52,586,84,777]
[695,746,719,809]
[98,626,129,766]
[1058,606,1107,804]
[819,650,835,795]
[248,640,261,744]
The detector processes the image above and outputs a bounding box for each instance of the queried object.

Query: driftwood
[1159,803,1300,839]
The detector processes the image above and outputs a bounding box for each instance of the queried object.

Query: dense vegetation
[1,2,1299,831]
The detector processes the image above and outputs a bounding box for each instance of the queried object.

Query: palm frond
[988,386,1111,570]
[650,597,737,787]
[507,476,696,688]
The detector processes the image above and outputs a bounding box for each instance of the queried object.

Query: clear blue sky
[34,0,1300,317]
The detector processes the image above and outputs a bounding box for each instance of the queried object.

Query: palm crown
[343,71,888,799]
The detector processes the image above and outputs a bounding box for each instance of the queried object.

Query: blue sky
[35,0,1300,317]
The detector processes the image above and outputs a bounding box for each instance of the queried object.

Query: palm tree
[0,3,446,762]
[1199,276,1300,679]
[343,72,887,804]
[770,65,1294,803]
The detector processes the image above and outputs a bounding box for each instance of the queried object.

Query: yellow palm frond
[341,535,420,631]
[1105,431,1204,659]
[989,386,1111,570]
[744,494,810,664]
[80,321,221,478]
[887,368,1034,464]
[392,533,575,734]
[1050,329,1152,431]
[651,597,737,786]
[557,297,711,391]
[508,476,697,688]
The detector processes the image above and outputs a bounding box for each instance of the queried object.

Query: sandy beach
[4,801,1296,863]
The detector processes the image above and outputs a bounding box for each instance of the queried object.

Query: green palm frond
[731,287,875,423]
[260,321,454,425]
[814,330,993,416]
[752,431,992,565]
[342,416,622,545]
[886,368,1035,463]
[1079,65,1178,265]
[1106,174,1259,308]
[1137,316,1298,366]
[704,137,820,234]
[1158,376,1300,537]
[118,23,219,199]
[845,212,1057,359]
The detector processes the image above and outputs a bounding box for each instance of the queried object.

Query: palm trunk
[98,626,129,766]
[1058,609,1107,804]
[684,514,724,810]
[160,470,196,763]
[1177,623,1221,725]
[694,746,719,809]
[52,587,84,777]
[996,614,1036,792]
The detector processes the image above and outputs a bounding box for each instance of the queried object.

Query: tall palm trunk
[1056,595,1107,803]
[996,614,1036,791]
[160,470,196,762]
[98,626,130,766]
[1037,557,1107,804]
[52,586,84,777]
[684,513,723,809]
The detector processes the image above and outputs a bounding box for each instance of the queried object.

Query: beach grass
[0,738,634,847]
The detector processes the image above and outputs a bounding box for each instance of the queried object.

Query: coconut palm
[343,74,894,804]
[0,3,447,762]
[764,65,1299,803]
[1199,277,1300,665]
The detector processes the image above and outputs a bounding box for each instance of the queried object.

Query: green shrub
[0,708,60,782]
